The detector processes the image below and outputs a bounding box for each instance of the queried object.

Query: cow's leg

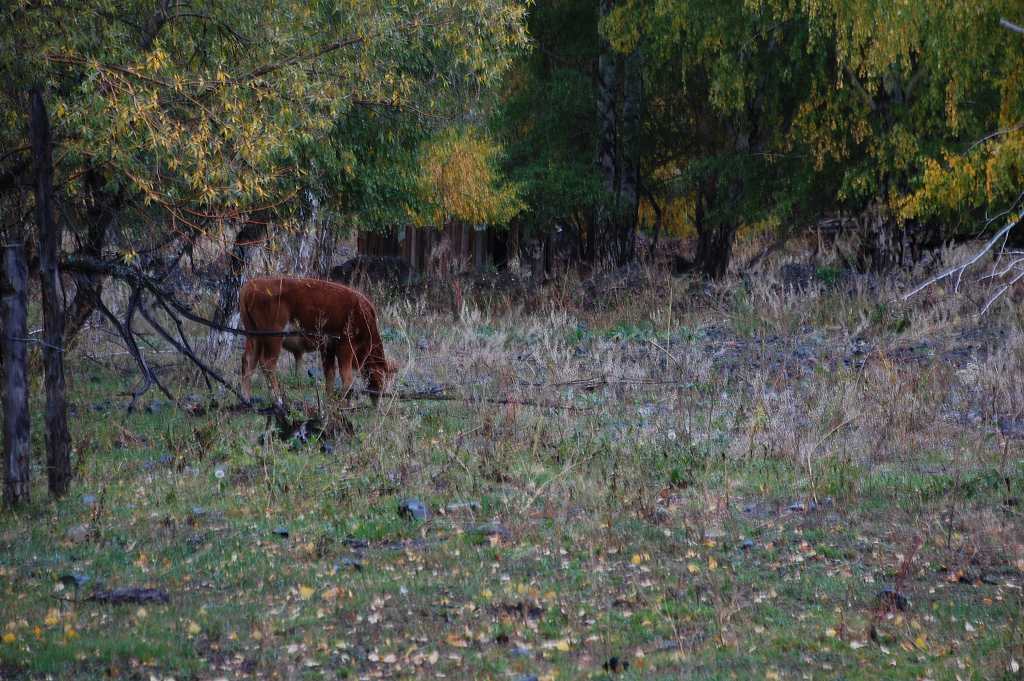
[320,342,337,399]
[257,336,284,403]
[241,337,258,402]
[337,343,356,402]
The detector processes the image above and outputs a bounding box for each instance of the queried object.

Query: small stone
[509,646,532,658]
[65,524,91,544]
[145,400,164,414]
[337,557,364,572]
[398,499,429,521]
[788,501,806,512]
[273,526,290,538]
[877,586,909,611]
[741,538,755,550]
[190,506,207,517]
[82,494,97,507]
[602,656,630,673]
[58,572,90,589]
[444,501,482,514]
[469,522,510,541]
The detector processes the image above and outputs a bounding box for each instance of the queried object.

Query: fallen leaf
[44,609,60,626]
[446,633,469,648]
[298,585,315,600]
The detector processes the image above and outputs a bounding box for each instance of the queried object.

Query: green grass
[2,276,1024,680]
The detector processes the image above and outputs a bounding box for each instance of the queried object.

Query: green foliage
[0,0,529,231]
[413,127,523,226]
[493,0,604,234]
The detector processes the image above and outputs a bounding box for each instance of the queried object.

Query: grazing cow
[239,277,396,403]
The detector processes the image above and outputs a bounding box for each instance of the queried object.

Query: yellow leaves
[186,620,201,636]
[708,556,718,572]
[298,585,315,600]
[541,638,571,652]
[44,609,61,627]
[446,632,469,648]
[630,553,649,565]
[2,632,15,644]
[144,48,168,73]
[413,128,523,226]
[687,562,701,575]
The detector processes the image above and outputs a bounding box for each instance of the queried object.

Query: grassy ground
[2,252,1024,680]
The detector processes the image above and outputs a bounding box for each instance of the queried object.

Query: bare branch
[1001,17,1024,35]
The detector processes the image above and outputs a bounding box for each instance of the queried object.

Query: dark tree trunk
[616,48,642,265]
[2,243,31,507]
[212,218,267,329]
[594,0,618,263]
[65,167,115,347]
[30,88,72,498]
[693,180,736,279]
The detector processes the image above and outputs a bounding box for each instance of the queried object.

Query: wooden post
[30,88,72,498]
[2,243,31,507]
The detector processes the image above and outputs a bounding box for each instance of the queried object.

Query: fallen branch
[902,192,1024,311]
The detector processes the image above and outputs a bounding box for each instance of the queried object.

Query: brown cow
[239,277,395,403]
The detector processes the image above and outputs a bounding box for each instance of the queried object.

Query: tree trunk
[693,180,736,279]
[212,218,267,328]
[30,88,72,498]
[616,48,642,265]
[594,0,618,263]
[2,243,31,508]
[64,167,114,348]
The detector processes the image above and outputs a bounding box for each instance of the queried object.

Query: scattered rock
[877,586,909,611]
[273,526,290,538]
[186,533,205,551]
[740,538,755,551]
[65,524,91,544]
[398,499,429,522]
[145,400,165,414]
[89,587,170,605]
[509,646,532,658]
[514,676,539,681]
[58,573,90,590]
[444,501,482,514]
[82,494,97,507]
[342,537,370,550]
[336,558,364,572]
[602,656,630,673]
[787,501,806,513]
[468,522,510,542]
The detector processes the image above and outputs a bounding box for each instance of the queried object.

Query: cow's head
[365,357,398,403]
